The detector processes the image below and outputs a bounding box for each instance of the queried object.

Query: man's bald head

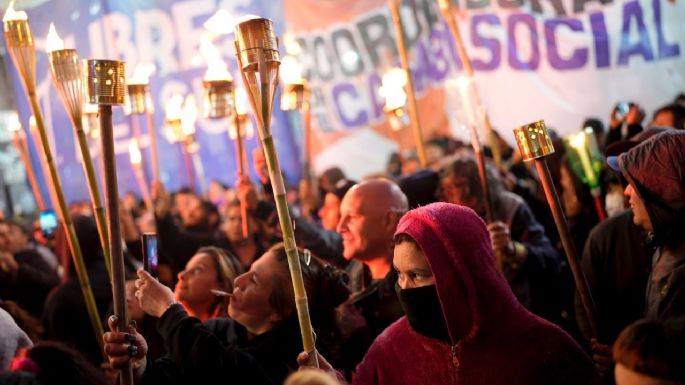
[337,179,408,266]
[347,178,409,215]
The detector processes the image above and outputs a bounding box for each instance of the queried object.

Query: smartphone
[39,210,58,237]
[142,233,159,278]
[616,102,630,119]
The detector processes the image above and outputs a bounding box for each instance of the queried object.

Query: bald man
[338,179,409,280]
[334,179,408,374]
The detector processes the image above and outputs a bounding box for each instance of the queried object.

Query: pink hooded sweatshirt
[354,203,595,385]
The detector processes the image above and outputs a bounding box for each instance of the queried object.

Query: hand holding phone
[142,233,159,278]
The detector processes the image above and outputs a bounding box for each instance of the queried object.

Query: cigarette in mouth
[210,289,234,298]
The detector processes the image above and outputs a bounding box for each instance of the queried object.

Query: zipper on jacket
[451,343,461,369]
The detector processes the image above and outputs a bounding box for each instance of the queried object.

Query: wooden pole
[388,0,427,168]
[100,105,134,385]
[536,158,597,337]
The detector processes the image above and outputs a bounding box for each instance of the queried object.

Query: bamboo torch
[388,0,427,168]
[8,112,47,211]
[126,64,160,182]
[3,3,105,355]
[164,94,197,192]
[181,95,206,196]
[234,17,318,367]
[201,37,250,238]
[379,67,410,149]
[438,0,501,168]
[129,138,153,212]
[513,120,598,338]
[280,55,311,178]
[46,23,112,280]
[85,58,133,385]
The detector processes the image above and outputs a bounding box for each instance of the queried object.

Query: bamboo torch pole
[513,120,598,338]
[438,0,502,168]
[388,0,427,168]
[234,17,318,367]
[3,7,105,356]
[85,58,133,385]
[46,23,112,280]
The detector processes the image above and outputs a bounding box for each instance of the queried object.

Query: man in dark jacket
[607,130,685,320]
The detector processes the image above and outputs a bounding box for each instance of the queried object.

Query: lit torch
[234,16,318,367]
[181,95,206,195]
[280,55,313,179]
[387,0,426,167]
[438,0,501,168]
[201,34,253,237]
[165,93,198,194]
[46,22,112,281]
[126,63,160,183]
[3,2,105,358]
[379,68,410,134]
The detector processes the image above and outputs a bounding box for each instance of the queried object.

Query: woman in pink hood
[352,202,596,385]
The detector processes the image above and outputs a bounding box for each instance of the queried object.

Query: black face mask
[396,283,451,344]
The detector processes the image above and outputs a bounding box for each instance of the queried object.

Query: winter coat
[617,131,685,320]
[354,203,595,385]
[139,304,302,385]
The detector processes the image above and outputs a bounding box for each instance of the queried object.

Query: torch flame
[203,9,237,35]
[8,112,21,132]
[282,33,302,56]
[201,34,231,81]
[379,68,407,110]
[129,63,156,85]
[129,138,142,165]
[165,93,185,121]
[28,116,37,130]
[3,1,28,22]
[45,23,65,53]
[181,95,198,135]
[280,56,304,85]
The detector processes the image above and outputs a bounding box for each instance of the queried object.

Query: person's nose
[233,272,249,290]
[336,214,349,234]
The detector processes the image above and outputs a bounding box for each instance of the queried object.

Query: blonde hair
[284,369,342,385]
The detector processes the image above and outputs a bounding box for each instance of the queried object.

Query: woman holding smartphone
[104,244,349,385]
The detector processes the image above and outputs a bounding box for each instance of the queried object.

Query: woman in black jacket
[104,243,349,385]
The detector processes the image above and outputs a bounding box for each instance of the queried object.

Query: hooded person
[352,203,595,385]
[607,130,685,320]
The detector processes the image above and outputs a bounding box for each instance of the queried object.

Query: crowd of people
[0,96,684,385]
